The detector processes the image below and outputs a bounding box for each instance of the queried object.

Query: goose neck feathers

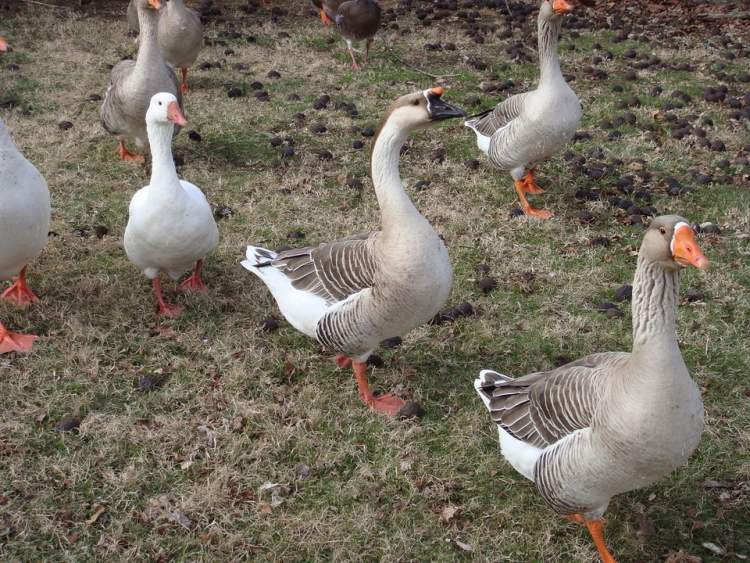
[537,8,564,87]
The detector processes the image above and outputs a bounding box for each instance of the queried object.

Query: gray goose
[475,216,709,562]
[312,0,381,69]
[243,87,464,416]
[157,0,203,93]
[101,0,183,162]
[464,0,580,218]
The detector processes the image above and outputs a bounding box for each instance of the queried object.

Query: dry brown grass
[1,0,749,561]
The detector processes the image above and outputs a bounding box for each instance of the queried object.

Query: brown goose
[101,0,183,162]
[464,0,580,218]
[475,216,709,562]
[312,0,381,69]
[242,88,464,416]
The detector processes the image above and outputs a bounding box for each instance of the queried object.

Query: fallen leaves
[85,504,106,525]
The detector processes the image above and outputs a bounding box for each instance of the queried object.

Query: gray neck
[370,121,421,233]
[631,258,681,352]
[146,120,180,192]
[538,16,563,87]
[168,0,185,13]
[135,4,162,75]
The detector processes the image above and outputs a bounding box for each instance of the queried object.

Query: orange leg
[1,266,39,307]
[347,46,360,70]
[353,361,405,416]
[152,277,182,318]
[522,168,545,194]
[513,179,552,219]
[180,68,189,94]
[335,354,352,369]
[319,8,332,25]
[0,321,37,354]
[565,515,617,563]
[118,140,144,163]
[179,260,207,293]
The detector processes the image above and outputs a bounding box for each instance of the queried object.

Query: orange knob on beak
[167,101,187,127]
[429,86,444,97]
[672,225,709,270]
[553,0,573,13]
[0,37,8,52]
[148,0,161,9]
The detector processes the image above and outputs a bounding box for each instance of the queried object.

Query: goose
[0,116,50,353]
[474,215,709,562]
[312,0,381,69]
[157,0,203,93]
[101,0,183,162]
[124,93,218,318]
[242,87,464,416]
[464,0,580,219]
[127,0,141,34]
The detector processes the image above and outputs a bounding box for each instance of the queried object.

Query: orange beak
[167,101,187,127]
[429,86,444,97]
[0,37,7,52]
[148,0,161,9]
[553,0,573,13]
[672,225,709,270]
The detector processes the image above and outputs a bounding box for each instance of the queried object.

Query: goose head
[382,87,466,133]
[641,215,709,271]
[146,92,187,127]
[136,0,162,10]
[540,0,573,20]
[0,37,8,52]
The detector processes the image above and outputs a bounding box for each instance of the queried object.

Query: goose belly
[124,202,218,279]
[0,182,50,281]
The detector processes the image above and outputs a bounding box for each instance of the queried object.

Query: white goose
[475,216,709,562]
[242,88,465,416]
[124,93,218,318]
[0,114,50,353]
[464,0,580,218]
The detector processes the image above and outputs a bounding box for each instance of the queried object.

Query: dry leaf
[702,542,726,556]
[441,505,460,523]
[664,550,702,563]
[86,505,106,525]
[454,539,473,552]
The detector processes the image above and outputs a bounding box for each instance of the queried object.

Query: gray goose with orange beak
[101,0,183,162]
[465,0,580,218]
[124,93,218,318]
[475,215,709,562]
[243,88,464,417]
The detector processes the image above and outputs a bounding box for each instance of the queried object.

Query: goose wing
[468,92,529,137]
[100,59,136,135]
[476,352,629,448]
[270,232,378,304]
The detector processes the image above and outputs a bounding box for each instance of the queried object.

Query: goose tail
[474,369,513,410]
[241,245,278,274]
[463,113,492,155]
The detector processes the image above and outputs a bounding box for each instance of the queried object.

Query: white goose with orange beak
[475,216,709,562]
[124,93,218,318]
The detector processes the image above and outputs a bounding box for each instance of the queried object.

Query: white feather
[464,121,491,155]
[242,246,330,339]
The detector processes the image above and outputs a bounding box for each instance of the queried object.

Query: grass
[1,1,749,561]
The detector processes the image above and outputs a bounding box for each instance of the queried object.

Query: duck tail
[474,369,513,410]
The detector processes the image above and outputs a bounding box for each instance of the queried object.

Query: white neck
[370,120,421,233]
[146,119,180,192]
[538,16,564,88]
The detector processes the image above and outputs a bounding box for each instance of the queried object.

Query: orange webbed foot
[0,324,37,354]
[179,260,207,293]
[367,393,406,416]
[335,354,352,369]
[158,302,183,319]
[1,267,39,308]
[118,140,144,162]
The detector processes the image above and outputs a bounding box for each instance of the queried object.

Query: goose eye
[158,101,162,106]
[412,100,419,106]
[659,226,666,235]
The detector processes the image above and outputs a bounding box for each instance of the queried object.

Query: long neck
[631,258,681,353]
[538,16,563,87]
[147,120,180,191]
[136,5,162,73]
[370,121,421,233]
